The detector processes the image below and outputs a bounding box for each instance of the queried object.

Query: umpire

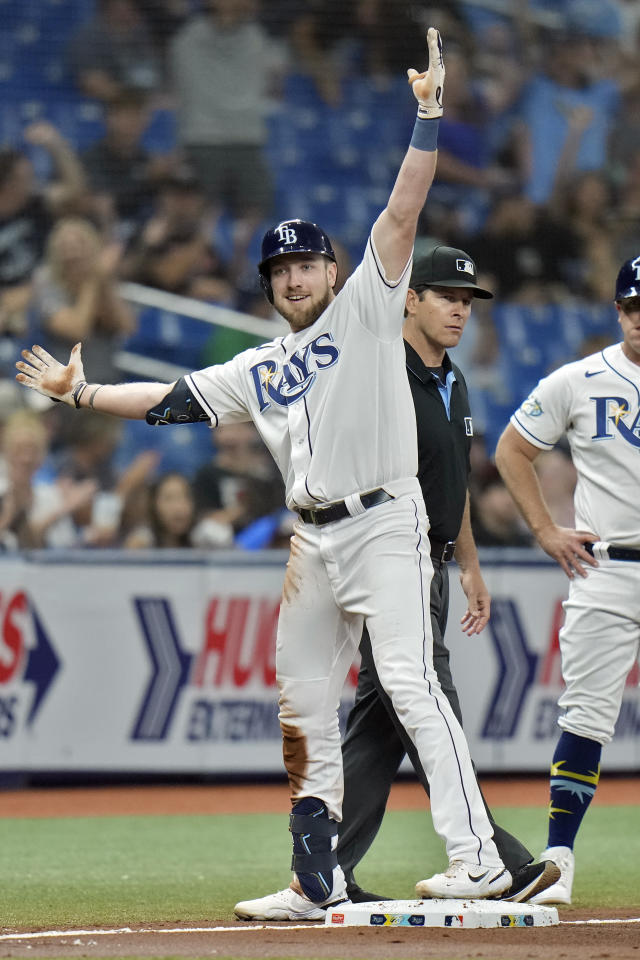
[337,243,559,904]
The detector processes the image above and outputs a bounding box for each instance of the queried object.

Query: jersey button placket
[288,401,311,495]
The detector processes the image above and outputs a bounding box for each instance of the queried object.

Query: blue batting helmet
[258,219,336,302]
[614,254,640,301]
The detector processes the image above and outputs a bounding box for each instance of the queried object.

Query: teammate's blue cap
[614,255,640,301]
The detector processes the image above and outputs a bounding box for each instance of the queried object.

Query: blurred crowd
[1,0,638,552]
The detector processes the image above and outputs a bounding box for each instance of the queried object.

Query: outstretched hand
[16,343,85,406]
[407,27,445,119]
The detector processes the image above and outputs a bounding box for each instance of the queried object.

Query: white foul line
[0,917,639,941]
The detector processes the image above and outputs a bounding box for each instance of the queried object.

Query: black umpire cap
[410,243,493,299]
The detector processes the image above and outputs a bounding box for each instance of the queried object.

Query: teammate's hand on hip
[407,27,445,119]
[536,523,599,580]
[16,342,86,406]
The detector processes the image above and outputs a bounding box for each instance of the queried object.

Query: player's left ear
[614,301,623,326]
[327,260,338,289]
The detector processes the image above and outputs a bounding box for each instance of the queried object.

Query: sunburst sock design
[547,731,602,848]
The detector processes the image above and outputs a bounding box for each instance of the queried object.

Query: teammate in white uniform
[495,254,640,905]
[16,29,512,918]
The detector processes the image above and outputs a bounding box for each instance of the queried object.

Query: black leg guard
[290,798,339,902]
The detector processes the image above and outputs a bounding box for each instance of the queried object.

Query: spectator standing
[82,88,174,242]
[169,0,285,278]
[67,0,162,103]
[516,24,620,206]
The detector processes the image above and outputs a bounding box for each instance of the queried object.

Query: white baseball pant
[559,560,640,744]
[276,477,503,868]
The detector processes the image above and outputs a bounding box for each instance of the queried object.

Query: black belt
[584,542,640,562]
[296,488,394,526]
[430,538,456,563]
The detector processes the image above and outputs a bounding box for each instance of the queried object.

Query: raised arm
[16,343,171,420]
[372,27,444,280]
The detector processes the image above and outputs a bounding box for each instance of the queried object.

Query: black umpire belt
[584,541,640,562]
[430,538,456,563]
[296,488,394,526]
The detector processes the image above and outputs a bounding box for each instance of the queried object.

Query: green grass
[0,806,638,929]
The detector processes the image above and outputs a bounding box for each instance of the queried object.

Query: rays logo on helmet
[275,224,298,245]
[632,254,640,281]
[456,259,474,275]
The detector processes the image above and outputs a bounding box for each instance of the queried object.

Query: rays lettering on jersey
[250,332,340,412]
[591,395,640,446]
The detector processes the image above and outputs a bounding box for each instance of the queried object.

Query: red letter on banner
[0,592,26,684]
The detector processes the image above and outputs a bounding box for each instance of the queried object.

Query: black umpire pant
[337,557,533,886]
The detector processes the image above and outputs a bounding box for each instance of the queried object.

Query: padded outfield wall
[0,549,638,776]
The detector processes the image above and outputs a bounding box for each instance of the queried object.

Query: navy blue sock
[290,797,337,902]
[547,731,601,850]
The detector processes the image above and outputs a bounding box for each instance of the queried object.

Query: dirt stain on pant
[280,719,308,797]
[282,537,302,605]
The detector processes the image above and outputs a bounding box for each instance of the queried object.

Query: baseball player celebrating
[17,29,513,919]
[495,254,640,904]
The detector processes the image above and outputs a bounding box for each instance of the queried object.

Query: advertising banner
[0,550,637,774]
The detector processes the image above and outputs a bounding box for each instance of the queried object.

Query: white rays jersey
[184,234,417,509]
[510,342,640,547]
[511,342,640,744]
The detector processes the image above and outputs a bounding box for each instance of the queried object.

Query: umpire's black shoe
[500,860,561,902]
[347,884,392,903]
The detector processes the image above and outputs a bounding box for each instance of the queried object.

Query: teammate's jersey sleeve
[339,232,412,342]
[510,366,573,449]
[184,349,255,426]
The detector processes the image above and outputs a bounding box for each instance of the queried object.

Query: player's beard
[277,286,334,332]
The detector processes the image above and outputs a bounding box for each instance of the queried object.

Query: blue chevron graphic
[130,598,193,741]
[23,604,61,727]
[481,598,538,739]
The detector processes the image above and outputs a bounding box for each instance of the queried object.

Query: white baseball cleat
[529,846,575,905]
[234,885,349,921]
[415,861,512,899]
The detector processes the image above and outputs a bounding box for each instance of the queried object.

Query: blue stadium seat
[49,98,105,149]
[112,418,214,479]
[124,305,215,371]
[142,108,177,154]
[467,385,517,458]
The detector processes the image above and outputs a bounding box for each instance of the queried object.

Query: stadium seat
[123,305,216,371]
[112,417,214,479]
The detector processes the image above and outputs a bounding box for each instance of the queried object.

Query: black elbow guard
[145,377,210,425]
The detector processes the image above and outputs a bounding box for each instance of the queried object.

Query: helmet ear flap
[259,271,274,304]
